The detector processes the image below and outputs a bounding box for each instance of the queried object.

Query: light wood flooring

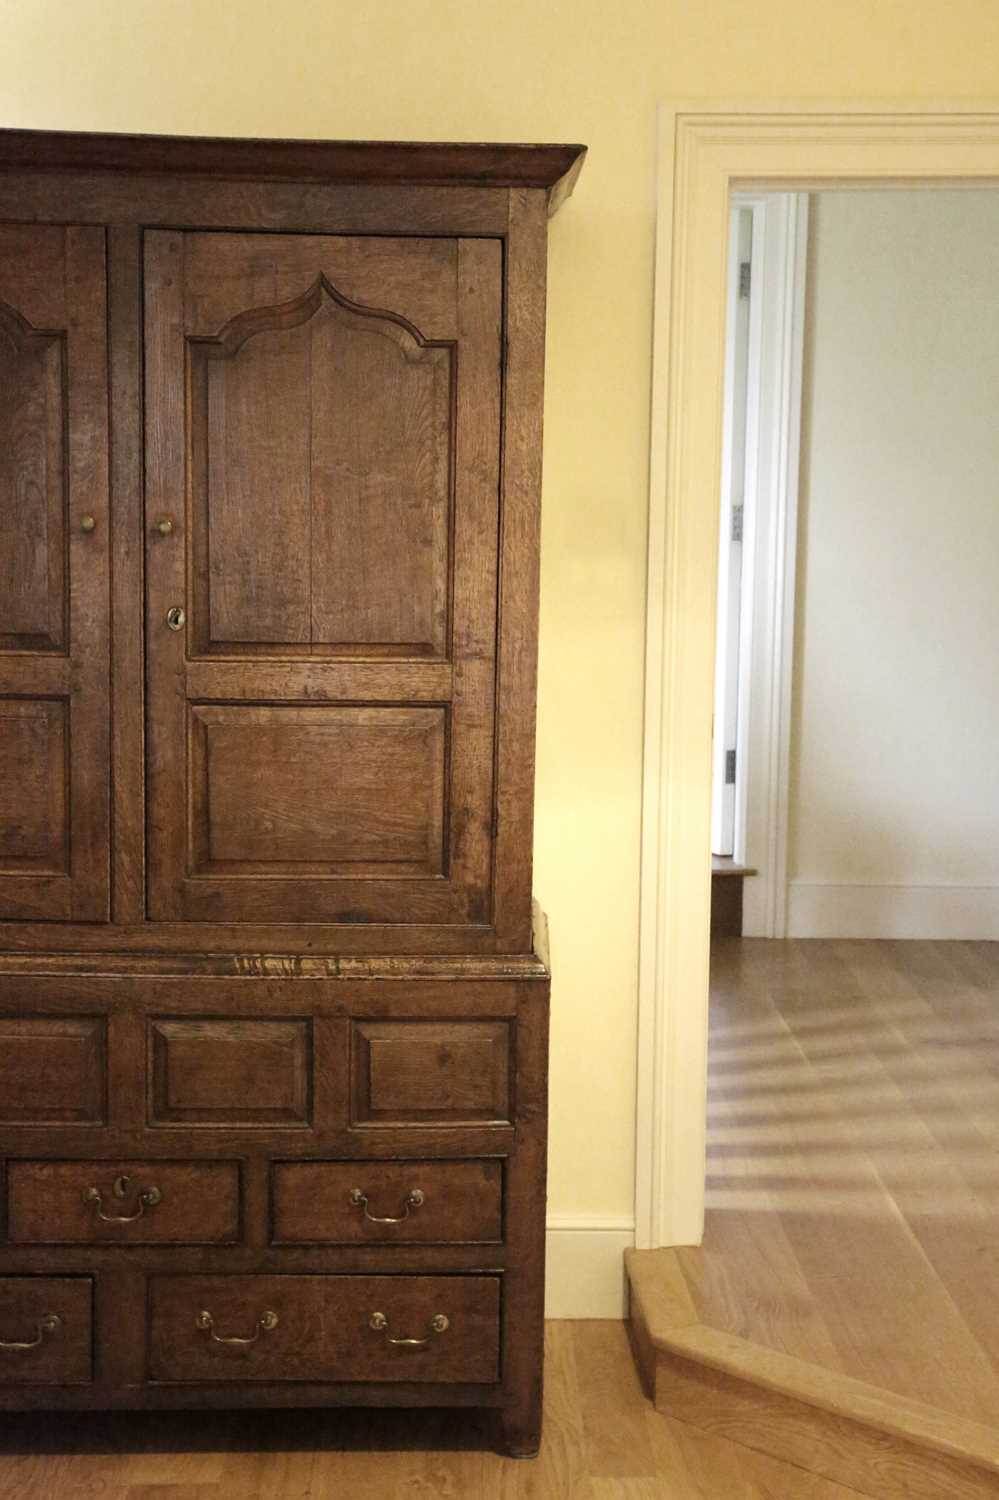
[0,1322,867,1498]
[679,938,999,1427]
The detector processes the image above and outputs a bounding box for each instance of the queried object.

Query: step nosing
[645,1314,999,1476]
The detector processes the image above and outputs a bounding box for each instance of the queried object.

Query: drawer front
[7,1160,240,1245]
[0,1277,92,1385]
[0,1018,105,1124]
[148,1274,500,1385]
[351,1021,512,1125]
[272,1159,502,1244]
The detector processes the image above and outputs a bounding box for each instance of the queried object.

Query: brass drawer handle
[368,1311,449,1347]
[197,1309,278,1346]
[350,1187,424,1224]
[0,1313,61,1352]
[83,1174,162,1223]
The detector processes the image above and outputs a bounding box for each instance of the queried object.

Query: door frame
[735,189,809,937]
[635,101,999,1249]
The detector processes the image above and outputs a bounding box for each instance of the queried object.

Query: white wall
[789,190,999,939]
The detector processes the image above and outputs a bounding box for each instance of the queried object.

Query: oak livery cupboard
[0,129,585,1456]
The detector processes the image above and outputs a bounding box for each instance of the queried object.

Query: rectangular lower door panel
[189,704,446,877]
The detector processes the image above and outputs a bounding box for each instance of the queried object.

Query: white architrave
[635,103,999,1250]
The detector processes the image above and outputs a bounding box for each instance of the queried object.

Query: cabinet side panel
[493,191,548,950]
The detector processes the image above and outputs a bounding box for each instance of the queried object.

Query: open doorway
[632,108,999,1493]
[710,190,808,940]
[702,182,999,1441]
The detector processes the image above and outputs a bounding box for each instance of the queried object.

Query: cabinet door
[0,225,110,921]
[145,232,501,930]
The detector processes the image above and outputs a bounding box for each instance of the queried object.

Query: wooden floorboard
[0,1322,871,1498]
[687,938,999,1428]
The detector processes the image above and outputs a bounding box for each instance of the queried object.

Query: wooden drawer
[351,1021,512,1125]
[7,1161,240,1245]
[0,1277,92,1385]
[271,1159,503,1244]
[148,1274,500,1385]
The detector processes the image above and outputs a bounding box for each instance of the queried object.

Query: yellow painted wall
[4,0,998,1241]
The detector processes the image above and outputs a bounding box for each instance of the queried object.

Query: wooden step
[710,857,757,938]
[626,1248,999,1500]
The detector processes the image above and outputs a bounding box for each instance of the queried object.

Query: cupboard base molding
[0,958,549,1457]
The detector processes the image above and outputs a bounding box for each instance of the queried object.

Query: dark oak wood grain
[188,705,447,876]
[7,1160,241,1245]
[149,1018,312,1127]
[0,129,585,211]
[144,227,500,937]
[0,224,110,922]
[352,1021,512,1125]
[0,1017,105,1124]
[271,1159,503,1245]
[107,225,146,925]
[0,1277,92,1385]
[0,128,577,1456]
[148,1273,501,1385]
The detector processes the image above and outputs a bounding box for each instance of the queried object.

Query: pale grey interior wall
[790,190,999,920]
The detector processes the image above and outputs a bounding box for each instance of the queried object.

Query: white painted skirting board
[544,1216,635,1318]
[787,883,999,940]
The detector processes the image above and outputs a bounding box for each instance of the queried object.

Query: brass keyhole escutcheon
[166,606,186,632]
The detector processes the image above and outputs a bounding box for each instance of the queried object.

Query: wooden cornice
[0,129,586,215]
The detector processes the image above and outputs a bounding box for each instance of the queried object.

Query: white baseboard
[787,882,999,940]
[544,1216,635,1318]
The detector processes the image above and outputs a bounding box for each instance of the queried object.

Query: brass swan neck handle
[83,1174,162,1223]
[368,1311,449,1347]
[196,1310,279,1346]
[350,1186,425,1224]
[0,1313,61,1352]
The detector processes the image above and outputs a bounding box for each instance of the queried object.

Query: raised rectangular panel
[0,699,67,872]
[145,228,499,936]
[149,1018,311,1126]
[7,1161,240,1245]
[0,1017,105,1123]
[0,222,110,921]
[189,704,447,877]
[186,248,454,658]
[351,1021,512,1125]
[0,1277,92,1385]
[0,300,66,653]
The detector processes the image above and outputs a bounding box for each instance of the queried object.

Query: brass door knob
[80,514,96,533]
[155,516,174,536]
